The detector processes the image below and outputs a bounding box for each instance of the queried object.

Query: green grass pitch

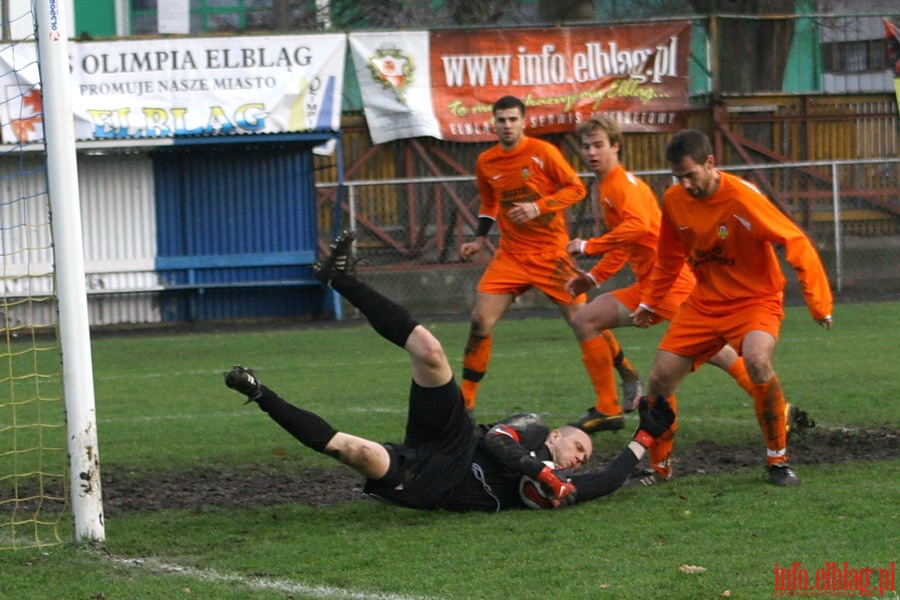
[0,299,897,599]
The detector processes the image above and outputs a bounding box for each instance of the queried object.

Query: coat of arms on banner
[4,86,43,142]
[366,46,414,104]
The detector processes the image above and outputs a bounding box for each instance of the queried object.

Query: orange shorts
[611,274,694,324]
[477,248,587,305]
[658,300,784,364]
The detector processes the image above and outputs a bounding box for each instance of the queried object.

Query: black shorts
[363,378,478,510]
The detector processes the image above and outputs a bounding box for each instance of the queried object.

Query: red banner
[351,22,693,143]
[885,17,900,77]
[429,22,692,141]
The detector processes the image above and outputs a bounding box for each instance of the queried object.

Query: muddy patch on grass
[96,425,896,515]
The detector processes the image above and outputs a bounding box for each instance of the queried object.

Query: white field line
[92,340,652,383]
[88,336,867,428]
[92,329,849,385]
[109,555,436,600]
[95,406,404,424]
[95,326,860,381]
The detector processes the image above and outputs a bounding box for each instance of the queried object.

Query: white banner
[0,41,43,143]
[349,31,441,145]
[0,34,346,144]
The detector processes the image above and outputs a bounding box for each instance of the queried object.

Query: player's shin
[461,332,492,409]
[727,357,754,395]
[255,392,338,454]
[603,329,640,383]
[329,274,419,349]
[648,395,678,479]
[752,377,789,465]
[581,336,620,415]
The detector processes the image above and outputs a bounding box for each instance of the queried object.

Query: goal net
[0,0,103,549]
[0,3,66,550]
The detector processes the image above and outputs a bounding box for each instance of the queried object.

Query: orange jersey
[584,165,695,291]
[643,171,833,320]
[476,136,585,254]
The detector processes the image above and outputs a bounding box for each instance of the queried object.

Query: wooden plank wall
[315,93,898,254]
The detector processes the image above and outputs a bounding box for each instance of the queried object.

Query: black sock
[255,386,337,453]
[330,273,419,348]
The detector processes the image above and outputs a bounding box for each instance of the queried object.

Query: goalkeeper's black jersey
[440,412,641,511]
[441,413,554,512]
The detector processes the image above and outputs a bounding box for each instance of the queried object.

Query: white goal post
[34,0,104,542]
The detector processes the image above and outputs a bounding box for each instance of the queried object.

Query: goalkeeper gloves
[632,396,675,448]
[536,466,577,507]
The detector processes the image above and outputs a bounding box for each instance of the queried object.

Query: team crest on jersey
[717,224,729,239]
[366,45,414,104]
[521,168,531,179]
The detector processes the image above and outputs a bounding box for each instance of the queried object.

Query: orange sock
[601,329,639,381]
[727,357,754,395]
[461,332,492,409]
[751,377,788,465]
[649,395,678,478]
[580,336,620,415]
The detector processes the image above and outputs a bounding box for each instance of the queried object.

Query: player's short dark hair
[493,95,526,116]
[576,114,624,156]
[665,129,713,165]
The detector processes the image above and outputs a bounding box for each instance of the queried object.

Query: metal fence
[318,157,900,316]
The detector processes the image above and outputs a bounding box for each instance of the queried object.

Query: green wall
[74,0,117,38]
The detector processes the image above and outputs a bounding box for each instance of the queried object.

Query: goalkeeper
[222,231,674,511]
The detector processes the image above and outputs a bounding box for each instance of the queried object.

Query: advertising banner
[351,22,693,144]
[0,34,346,144]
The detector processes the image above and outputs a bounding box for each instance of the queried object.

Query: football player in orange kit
[564,115,754,434]
[459,96,641,412]
[632,129,833,487]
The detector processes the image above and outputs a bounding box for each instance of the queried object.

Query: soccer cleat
[621,378,645,413]
[768,462,800,487]
[569,408,625,433]
[313,230,356,284]
[623,466,671,487]
[224,365,262,402]
[785,403,816,439]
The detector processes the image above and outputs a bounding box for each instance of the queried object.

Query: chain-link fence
[319,157,900,317]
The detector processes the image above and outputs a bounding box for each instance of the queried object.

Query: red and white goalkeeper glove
[536,466,577,507]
